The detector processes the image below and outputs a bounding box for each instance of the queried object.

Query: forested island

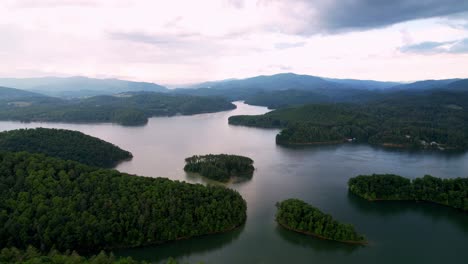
[348,174,468,211]
[0,152,247,253]
[229,91,468,150]
[0,90,236,126]
[184,154,255,182]
[0,128,132,168]
[276,199,366,244]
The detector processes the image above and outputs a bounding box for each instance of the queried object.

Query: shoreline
[100,222,246,253]
[349,192,468,213]
[277,221,368,245]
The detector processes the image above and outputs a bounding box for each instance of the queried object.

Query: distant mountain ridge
[387,79,460,91]
[0,76,168,98]
[0,86,45,100]
[1,73,467,100]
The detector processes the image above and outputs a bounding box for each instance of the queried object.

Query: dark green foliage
[348,174,468,211]
[0,246,142,264]
[184,154,254,182]
[0,152,247,253]
[244,90,332,109]
[0,128,132,168]
[276,123,344,145]
[276,199,366,243]
[229,91,468,150]
[0,92,236,126]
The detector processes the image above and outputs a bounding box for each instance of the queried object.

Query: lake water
[0,101,467,264]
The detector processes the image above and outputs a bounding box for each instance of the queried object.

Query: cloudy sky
[1,0,468,85]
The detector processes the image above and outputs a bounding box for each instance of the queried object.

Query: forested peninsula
[348,174,468,211]
[276,199,366,244]
[229,91,468,150]
[184,154,254,182]
[0,152,247,253]
[0,128,132,168]
[0,92,236,126]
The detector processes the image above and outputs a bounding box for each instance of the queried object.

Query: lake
[0,101,467,264]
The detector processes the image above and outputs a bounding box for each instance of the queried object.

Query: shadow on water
[276,142,343,152]
[184,172,253,187]
[369,145,467,158]
[347,192,468,233]
[115,224,245,263]
[279,142,467,158]
[274,225,362,254]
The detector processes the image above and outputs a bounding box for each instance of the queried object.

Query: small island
[276,199,366,244]
[184,154,255,182]
[0,128,132,168]
[348,174,468,211]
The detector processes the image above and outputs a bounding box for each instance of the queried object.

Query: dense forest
[348,174,468,211]
[0,92,236,126]
[229,91,468,150]
[0,246,142,264]
[184,154,254,182]
[0,128,132,168]
[276,199,366,244]
[0,152,247,253]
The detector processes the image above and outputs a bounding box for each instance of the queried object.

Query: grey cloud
[226,0,244,9]
[267,0,468,35]
[274,42,306,50]
[400,38,468,54]
[450,39,468,53]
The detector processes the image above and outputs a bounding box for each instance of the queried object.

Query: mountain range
[0,73,466,100]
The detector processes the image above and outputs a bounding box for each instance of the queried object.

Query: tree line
[229,91,468,150]
[0,152,247,253]
[0,128,132,168]
[348,174,468,211]
[0,92,236,126]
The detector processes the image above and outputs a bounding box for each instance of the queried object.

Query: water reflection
[116,224,245,263]
[275,225,361,254]
[184,171,254,185]
[347,192,468,233]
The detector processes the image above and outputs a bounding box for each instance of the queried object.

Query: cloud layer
[0,0,467,84]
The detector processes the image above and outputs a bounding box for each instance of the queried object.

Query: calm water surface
[0,102,467,264]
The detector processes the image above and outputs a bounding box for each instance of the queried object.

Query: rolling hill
[0,86,45,100]
[0,76,168,98]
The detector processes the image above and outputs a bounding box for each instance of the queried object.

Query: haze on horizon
[1,0,468,85]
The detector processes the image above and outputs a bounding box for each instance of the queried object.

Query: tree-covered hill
[0,92,236,126]
[0,152,247,253]
[229,90,468,150]
[184,154,254,182]
[0,86,45,100]
[348,174,468,211]
[276,199,366,244]
[0,128,132,168]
